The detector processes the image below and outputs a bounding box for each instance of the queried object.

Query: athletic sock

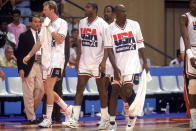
[56,97,68,110]
[46,104,53,121]
[101,107,109,121]
[191,109,196,123]
[73,106,81,121]
[110,116,116,122]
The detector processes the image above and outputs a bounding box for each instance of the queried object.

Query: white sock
[56,97,68,110]
[190,108,196,124]
[101,107,109,121]
[46,104,53,121]
[73,106,81,121]
[110,116,116,122]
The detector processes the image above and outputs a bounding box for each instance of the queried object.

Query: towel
[39,18,52,69]
[129,69,152,116]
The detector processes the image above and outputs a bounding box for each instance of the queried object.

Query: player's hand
[143,63,149,73]
[0,70,5,81]
[23,55,30,65]
[190,57,196,69]
[19,70,25,79]
[99,61,106,73]
[114,67,121,81]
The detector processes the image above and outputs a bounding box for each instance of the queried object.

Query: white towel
[39,22,52,69]
[129,69,152,116]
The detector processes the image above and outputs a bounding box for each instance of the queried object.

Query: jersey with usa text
[40,18,68,69]
[105,19,143,75]
[185,12,196,45]
[78,17,108,70]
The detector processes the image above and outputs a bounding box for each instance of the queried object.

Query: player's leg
[108,82,121,130]
[96,76,111,126]
[121,78,137,130]
[122,89,136,119]
[96,77,110,129]
[65,75,90,128]
[105,76,111,109]
[188,79,196,130]
[38,76,58,128]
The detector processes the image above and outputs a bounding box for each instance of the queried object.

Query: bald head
[114,4,127,22]
[114,4,126,12]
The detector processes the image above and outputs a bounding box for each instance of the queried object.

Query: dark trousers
[42,78,63,121]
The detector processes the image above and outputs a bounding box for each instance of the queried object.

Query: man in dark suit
[16,14,44,124]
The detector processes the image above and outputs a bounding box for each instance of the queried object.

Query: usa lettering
[80,28,98,47]
[113,31,136,53]
[113,31,136,46]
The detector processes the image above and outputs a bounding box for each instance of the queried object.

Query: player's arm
[180,15,196,68]
[108,48,121,81]
[75,39,81,72]
[23,40,41,65]
[99,49,108,72]
[181,52,185,61]
[47,23,66,44]
[139,47,149,73]
[50,31,65,44]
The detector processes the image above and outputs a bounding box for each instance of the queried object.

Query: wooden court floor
[0,116,191,131]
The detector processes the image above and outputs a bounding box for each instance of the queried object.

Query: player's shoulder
[56,18,68,25]
[79,17,88,23]
[98,17,109,26]
[127,19,140,26]
[181,11,190,18]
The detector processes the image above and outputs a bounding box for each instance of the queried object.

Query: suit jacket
[16,29,36,77]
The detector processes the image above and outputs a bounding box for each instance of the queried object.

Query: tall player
[180,36,191,118]
[105,5,148,130]
[180,0,196,129]
[23,1,72,128]
[102,5,137,119]
[65,2,109,129]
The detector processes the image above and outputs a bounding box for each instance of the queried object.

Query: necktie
[36,31,39,41]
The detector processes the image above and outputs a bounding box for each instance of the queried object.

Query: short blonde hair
[43,1,57,13]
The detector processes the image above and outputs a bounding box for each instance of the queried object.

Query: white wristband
[48,26,55,34]
[187,49,194,58]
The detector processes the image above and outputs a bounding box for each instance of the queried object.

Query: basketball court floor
[0,115,191,131]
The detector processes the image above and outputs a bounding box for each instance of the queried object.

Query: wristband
[48,26,55,34]
[187,49,194,58]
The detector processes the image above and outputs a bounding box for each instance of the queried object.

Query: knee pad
[189,79,196,95]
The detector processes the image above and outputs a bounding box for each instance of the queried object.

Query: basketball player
[101,5,137,120]
[105,5,148,130]
[180,36,191,118]
[65,2,109,129]
[180,0,196,129]
[23,1,72,128]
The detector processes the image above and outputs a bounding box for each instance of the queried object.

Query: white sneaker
[108,121,117,131]
[64,118,79,128]
[38,118,52,128]
[61,105,73,122]
[98,119,109,130]
[191,120,196,130]
[126,116,137,131]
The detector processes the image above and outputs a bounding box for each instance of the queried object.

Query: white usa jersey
[105,19,144,75]
[79,17,108,70]
[185,12,196,45]
[40,18,68,69]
